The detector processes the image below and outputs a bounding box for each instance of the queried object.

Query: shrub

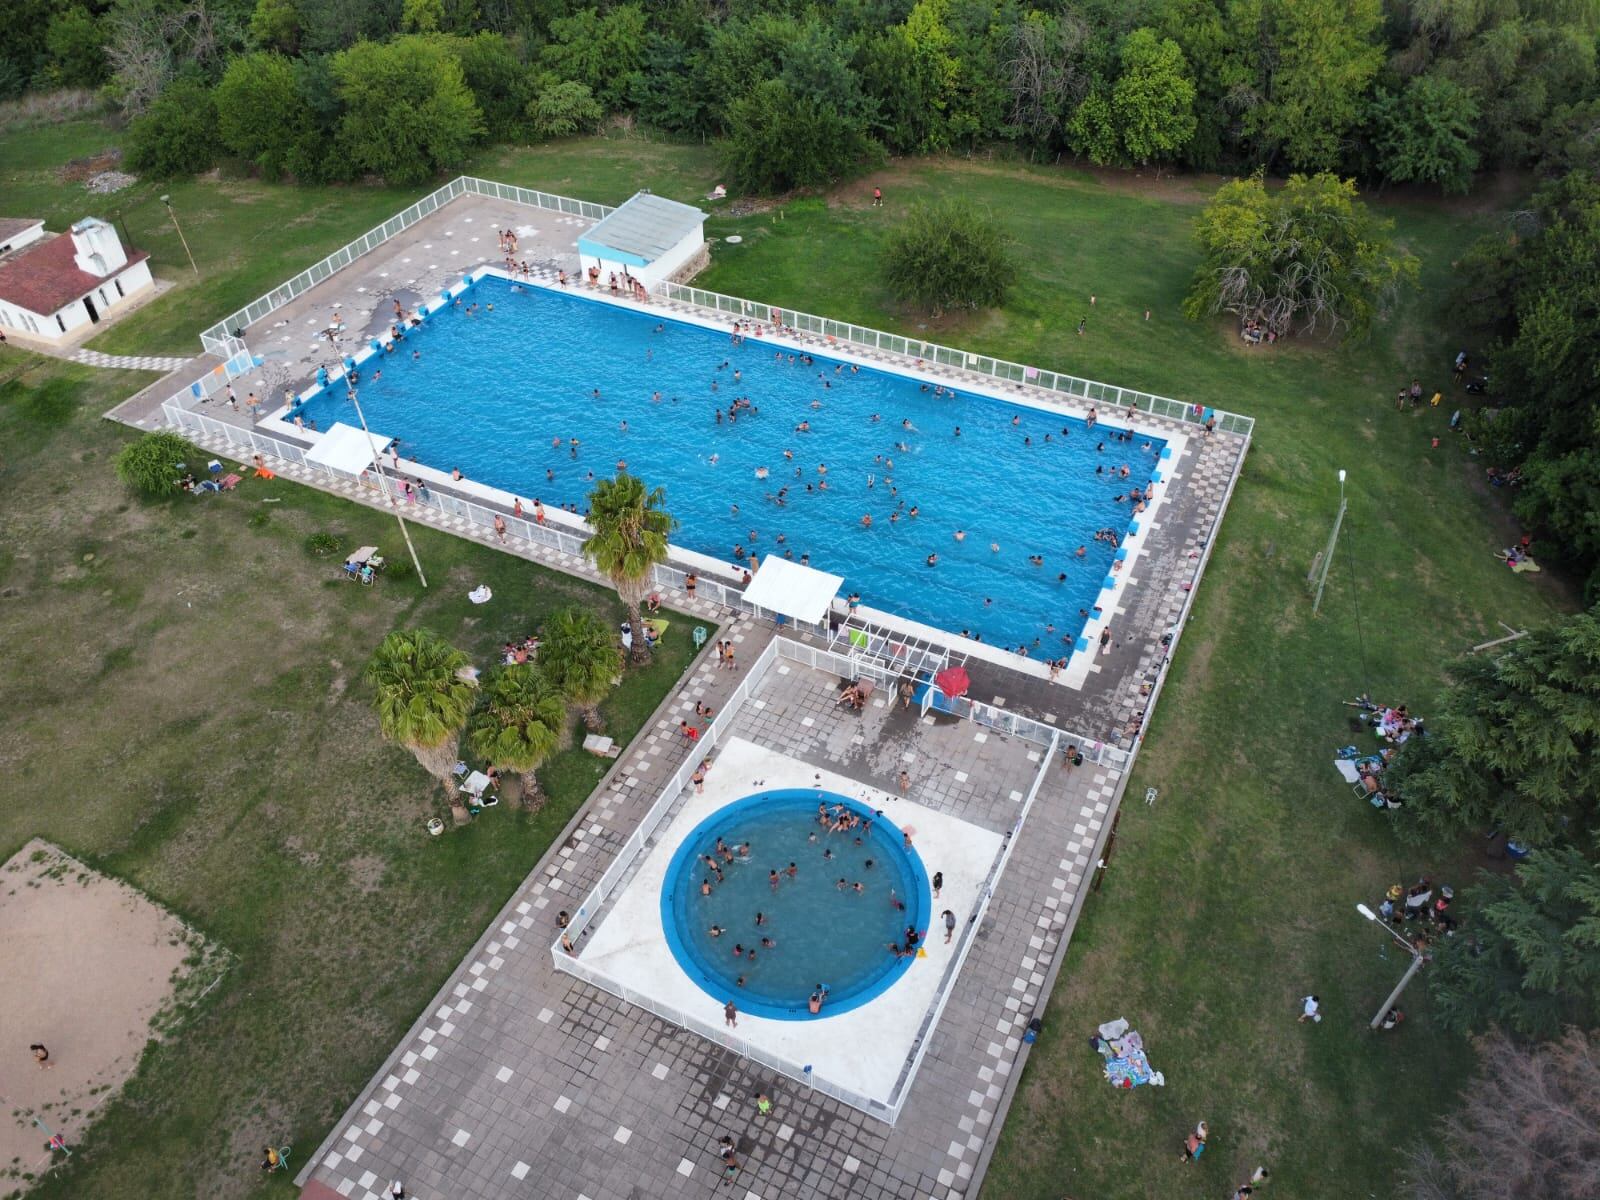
[215,52,303,178]
[115,431,200,498]
[526,78,602,140]
[722,77,880,194]
[882,198,1018,316]
[304,531,345,558]
[125,76,221,178]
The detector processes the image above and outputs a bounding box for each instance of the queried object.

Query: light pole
[347,385,429,588]
[1357,903,1424,1029]
[160,194,199,277]
[1311,468,1348,616]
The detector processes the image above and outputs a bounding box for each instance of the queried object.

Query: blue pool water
[659,790,929,1020]
[299,279,1165,649]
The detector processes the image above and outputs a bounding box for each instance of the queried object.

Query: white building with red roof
[0,216,154,344]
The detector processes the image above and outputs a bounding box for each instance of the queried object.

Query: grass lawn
[0,122,1579,1197]
[0,349,708,1199]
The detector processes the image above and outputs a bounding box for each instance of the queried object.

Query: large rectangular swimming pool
[298,278,1166,651]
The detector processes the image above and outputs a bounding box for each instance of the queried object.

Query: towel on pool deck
[1334,760,1361,784]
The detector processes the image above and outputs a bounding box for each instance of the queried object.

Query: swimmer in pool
[709,925,723,937]
[954,530,966,541]
[926,553,939,566]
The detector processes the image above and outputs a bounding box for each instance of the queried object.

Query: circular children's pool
[660,789,930,1020]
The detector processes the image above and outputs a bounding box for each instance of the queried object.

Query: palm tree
[540,607,623,730]
[582,473,677,664]
[467,665,568,811]
[365,629,477,821]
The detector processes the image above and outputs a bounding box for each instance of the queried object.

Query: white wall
[0,222,44,254]
[639,226,704,289]
[0,259,154,343]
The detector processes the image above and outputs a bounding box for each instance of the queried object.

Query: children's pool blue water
[659,790,929,1020]
[299,279,1166,649]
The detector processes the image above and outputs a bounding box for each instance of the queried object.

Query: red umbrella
[934,666,970,699]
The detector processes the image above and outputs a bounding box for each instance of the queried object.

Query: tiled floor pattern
[299,652,1118,1200]
[69,348,195,372]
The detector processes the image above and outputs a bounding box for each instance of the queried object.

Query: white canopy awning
[304,422,392,475]
[741,557,844,626]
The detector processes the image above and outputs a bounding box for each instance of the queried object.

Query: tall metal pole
[1312,468,1348,616]
[160,195,199,277]
[1357,903,1423,1029]
[348,386,428,588]
[1370,952,1425,1030]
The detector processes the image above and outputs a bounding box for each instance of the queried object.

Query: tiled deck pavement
[298,649,1117,1200]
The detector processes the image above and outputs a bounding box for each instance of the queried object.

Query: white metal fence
[548,635,1076,1124]
[657,280,1254,438]
[197,176,613,358]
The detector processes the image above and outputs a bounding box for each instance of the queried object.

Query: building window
[114,277,124,298]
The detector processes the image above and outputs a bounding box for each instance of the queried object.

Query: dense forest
[3,0,1598,194]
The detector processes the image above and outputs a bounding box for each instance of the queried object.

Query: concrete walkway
[70,347,194,372]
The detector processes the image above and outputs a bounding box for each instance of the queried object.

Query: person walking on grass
[1180,1120,1207,1162]
[1299,994,1321,1023]
[30,1044,51,1070]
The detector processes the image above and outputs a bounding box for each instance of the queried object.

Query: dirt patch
[0,841,225,1194]
[57,148,122,185]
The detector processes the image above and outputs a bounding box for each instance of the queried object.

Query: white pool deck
[576,737,1004,1108]
[261,266,1190,691]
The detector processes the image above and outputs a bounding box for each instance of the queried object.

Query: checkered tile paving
[70,348,194,372]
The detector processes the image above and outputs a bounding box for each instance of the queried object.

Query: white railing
[657,280,1255,438]
[197,177,613,356]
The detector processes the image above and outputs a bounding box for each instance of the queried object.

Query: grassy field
[0,122,1577,1198]
[0,350,706,1199]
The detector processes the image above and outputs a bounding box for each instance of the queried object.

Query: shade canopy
[304,422,393,475]
[740,557,844,626]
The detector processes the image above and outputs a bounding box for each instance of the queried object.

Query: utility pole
[1311,469,1348,616]
[348,387,428,588]
[1356,903,1424,1029]
[160,194,199,276]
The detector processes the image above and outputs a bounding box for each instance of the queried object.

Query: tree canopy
[365,629,477,802]
[24,0,1597,192]
[582,474,676,663]
[331,35,484,186]
[1183,171,1419,339]
[1385,605,1600,846]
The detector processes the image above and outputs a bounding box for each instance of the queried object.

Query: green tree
[699,11,803,131]
[215,51,304,177]
[1450,174,1600,594]
[539,607,621,729]
[582,474,676,665]
[451,31,531,134]
[539,3,645,110]
[125,75,222,178]
[526,77,602,139]
[1183,171,1418,339]
[401,0,443,33]
[722,77,881,194]
[1245,0,1385,170]
[882,197,1018,316]
[466,664,566,809]
[868,0,962,153]
[1372,74,1480,193]
[115,431,201,498]
[1111,27,1197,166]
[248,0,301,54]
[1385,606,1600,845]
[365,629,477,816]
[332,36,484,186]
[45,6,108,89]
[1426,847,1600,1038]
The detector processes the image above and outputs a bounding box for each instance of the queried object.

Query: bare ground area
[0,841,214,1197]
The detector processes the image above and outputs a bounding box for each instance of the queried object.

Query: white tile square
[496,1066,514,1083]
[554,1095,572,1113]
[651,1063,669,1080]
[676,1157,694,1177]
[451,1128,470,1147]
[613,1125,632,1144]
[511,1161,530,1180]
